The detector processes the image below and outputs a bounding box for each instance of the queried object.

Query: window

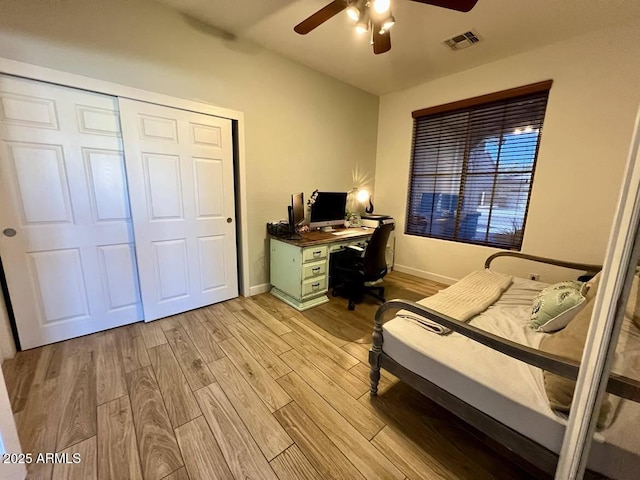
[406,81,552,250]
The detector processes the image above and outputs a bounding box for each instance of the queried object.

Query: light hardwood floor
[2,271,544,480]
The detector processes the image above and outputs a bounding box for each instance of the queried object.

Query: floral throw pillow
[530,282,586,332]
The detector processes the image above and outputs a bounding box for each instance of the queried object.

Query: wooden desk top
[269,227,373,247]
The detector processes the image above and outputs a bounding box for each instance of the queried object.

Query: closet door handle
[227,218,233,223]
[3,228,17,237]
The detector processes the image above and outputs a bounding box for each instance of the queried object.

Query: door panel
[76,105,121,136]
[198,235,227,291]
[8,142,73,224]
[84,148,131,221]
[0,74,143,349]
[153,239,190,302]
[28,248,90,324]
[0,91,58,129]
[139,115,178,142]
[97,243,141,312]
[144,153,184,219]
[194,158,224,217]
[191,122,222,146]
[119,99,238,321]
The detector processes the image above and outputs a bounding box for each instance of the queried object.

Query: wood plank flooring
[2,271,543,480]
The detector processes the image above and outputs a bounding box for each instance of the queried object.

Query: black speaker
[287,205,293,230]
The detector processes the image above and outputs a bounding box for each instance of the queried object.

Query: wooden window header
[411,80,553,119]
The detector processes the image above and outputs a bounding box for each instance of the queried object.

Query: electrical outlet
[529,273,540,281]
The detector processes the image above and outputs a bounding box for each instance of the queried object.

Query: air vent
[444,30,481,50]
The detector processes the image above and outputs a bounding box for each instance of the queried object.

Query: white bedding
[382,277,640,479]
[396,269,513,334]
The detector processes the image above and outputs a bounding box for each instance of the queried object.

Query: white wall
[375,21,640,284]
[0,0,379,350]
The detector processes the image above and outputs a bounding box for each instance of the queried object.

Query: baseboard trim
[248,283,271,296]
[393,264,458,285]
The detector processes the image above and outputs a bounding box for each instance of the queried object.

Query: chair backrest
[363,222,394,279]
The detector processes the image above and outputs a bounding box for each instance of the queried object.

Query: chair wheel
[348,301,355,311]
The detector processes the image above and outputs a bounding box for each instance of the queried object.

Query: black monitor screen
[291,192,304,227]
[310,192,347,227]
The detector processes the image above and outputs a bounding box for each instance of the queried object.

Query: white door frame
[0,57,251,351]
[0,366,25,480]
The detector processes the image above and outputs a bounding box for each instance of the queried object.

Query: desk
[269,227,373,311]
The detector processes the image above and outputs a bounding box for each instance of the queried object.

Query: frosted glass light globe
[346,5,360,21]
[373,0,390,14]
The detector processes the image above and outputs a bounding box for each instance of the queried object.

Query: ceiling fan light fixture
[381,14,395,31]
[294,0,479,53]
[346,5,360,21]
[355,22,369,34]
[355,5,370,34]
[372,0,391,14]
[346,0,367,22]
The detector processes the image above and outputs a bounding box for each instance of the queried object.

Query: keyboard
[331,231,360,237]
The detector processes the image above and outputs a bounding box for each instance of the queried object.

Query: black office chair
[331,222,395,310]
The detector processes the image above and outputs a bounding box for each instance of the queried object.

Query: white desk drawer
[303,245,328,262]
[302,276,327,297]
[303,260,326,280]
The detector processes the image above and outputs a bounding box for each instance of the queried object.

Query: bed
[369,252,640,479]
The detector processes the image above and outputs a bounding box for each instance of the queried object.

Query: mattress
[382,277,640,479]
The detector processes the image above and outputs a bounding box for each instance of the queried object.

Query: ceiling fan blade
[373,22,391,55]
[409,0,479,13]
[294,1,347,35]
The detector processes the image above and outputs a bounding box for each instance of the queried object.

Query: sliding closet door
[119,99,238,321]
[0,75,143,349]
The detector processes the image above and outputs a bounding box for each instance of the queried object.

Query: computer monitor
[309,192,348,229]
[290,192,304,229]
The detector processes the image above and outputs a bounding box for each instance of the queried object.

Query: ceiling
[155,0,640,95]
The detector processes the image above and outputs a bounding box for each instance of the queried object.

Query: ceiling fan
[294,0,478,54]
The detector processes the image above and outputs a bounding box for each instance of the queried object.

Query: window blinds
[406,82,551,250]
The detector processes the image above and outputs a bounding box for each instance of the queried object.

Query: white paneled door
[119,99,238,321]
[0,75,143,349]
